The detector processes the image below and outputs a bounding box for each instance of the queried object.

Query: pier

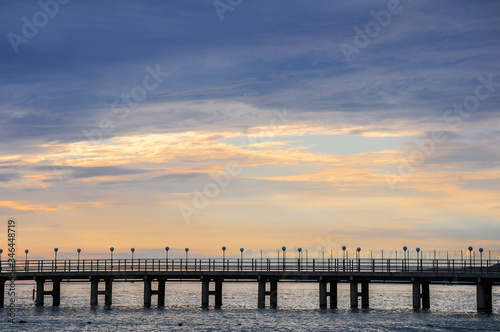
[1,256,498,311]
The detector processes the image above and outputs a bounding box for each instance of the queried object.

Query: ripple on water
[0,282,499,331]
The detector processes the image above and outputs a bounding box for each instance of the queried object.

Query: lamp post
[356,247,361,271]
[165,246,169,270]
[403,246,407,271]
[110,247,114,271]
[282,246,286,271]
[54,247,58,271]
[131,248,135,271]
[479,248,483,271]
[468,246,473,272]
[0,248,3,272]
[25,249,29,272]
[222,246,226,271]
[77,248,81,271]
[298,248,302,271]
[240,248,244,271]
[342,246,346,271]
[185,248,189,271]
[416,247,420,272]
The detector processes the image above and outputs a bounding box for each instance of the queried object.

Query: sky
[0,0,499,260]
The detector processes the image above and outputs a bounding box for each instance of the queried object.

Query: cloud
[1,1,499,146]
[0,172,20,182]
[1,1,500,252]
[68,166,150,180]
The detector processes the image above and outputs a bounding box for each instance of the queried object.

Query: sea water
[1,282,499,331]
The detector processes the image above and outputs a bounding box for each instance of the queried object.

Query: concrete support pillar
[157,279,166,307]
[214,279,223,309]
[0,279,4,308]
[144,278,152,307]
[36,278,44,306]
[421,282,430,309]
[270,280,278,309]
[145,278,166,307]
[201,279,209,309]
[361,281,369,308]
[477,282,493,312]
[350,281,358,308]
[319,280,327,309]
[412,281,421,309]
[104,279,113,306]
[90,278,99,306]
[52,280,61,307]
[412,281,430,309]
[329,281,338,309]
[258,279,266,309]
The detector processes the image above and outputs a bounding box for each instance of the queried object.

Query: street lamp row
[6,245,487,262]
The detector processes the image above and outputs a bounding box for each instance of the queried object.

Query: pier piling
[412,281,430,309]
[270,280,278,308]
[214,279,223,309]
[477,281,492,312]
[350,281,358,308]
[105,279,113,306]
[0,280,4,308]
[52,279,61,307]
[319,280,327,309]
[144,277,167,307]
[90,278,113,306]
[90,277,98,306]
[412,281,420,308]
[350,280,369,308]
[35,278,44,306]
[35,278,60,306]
[421,282,430,309]
[257,278,278,308]
[201,278,223,309]
[201,279,209,308]
[319,279,338,309]
[144,277,152,307]
[258,279,266,309]
[361,281,369,308]
[329,281,338,308]
[157,278,166,307]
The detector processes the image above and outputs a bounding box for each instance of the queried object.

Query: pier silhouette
[1,250,498,311]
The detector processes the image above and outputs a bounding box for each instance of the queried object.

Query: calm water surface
[1,282,499,331]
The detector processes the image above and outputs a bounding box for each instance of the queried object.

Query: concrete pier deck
[1,257,498,311]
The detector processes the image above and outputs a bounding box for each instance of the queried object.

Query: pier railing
[1,258,499,274]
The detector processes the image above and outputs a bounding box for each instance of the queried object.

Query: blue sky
[0,0,499,258]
